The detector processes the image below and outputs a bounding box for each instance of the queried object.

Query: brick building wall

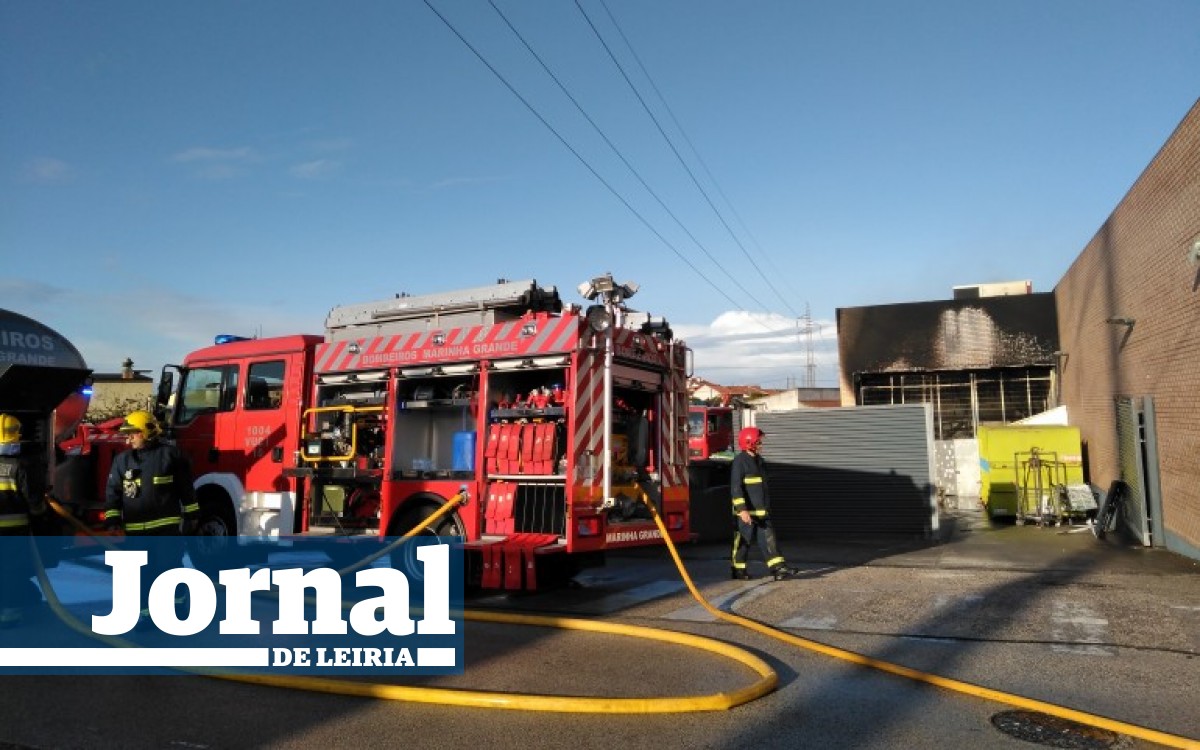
[1055,98,1200,558]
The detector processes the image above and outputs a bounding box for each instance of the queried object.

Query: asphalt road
[1,509,1197,750]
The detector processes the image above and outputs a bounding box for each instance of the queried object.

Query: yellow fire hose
[36,496,776,713]
[637,501,1200,748]
[34,495,1200,744]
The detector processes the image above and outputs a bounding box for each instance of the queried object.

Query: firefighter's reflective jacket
[730,451,771,519]
[104,441,198,535]
[0,456,36,533]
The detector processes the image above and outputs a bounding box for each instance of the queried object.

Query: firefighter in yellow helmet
[104,409,198,626]
[104,410,198,533]
[0,414,46,628]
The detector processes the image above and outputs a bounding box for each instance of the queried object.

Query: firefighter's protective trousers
[733,516,785,572]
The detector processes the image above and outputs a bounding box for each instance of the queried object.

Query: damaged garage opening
[838,289,1060,440]
[858,367,1055,440]
[837,289,1061,505]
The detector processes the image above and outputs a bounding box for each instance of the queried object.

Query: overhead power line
[577,0,801,319]
[594,0,808,315]
[421,0,742,310]
[485,0,764,309]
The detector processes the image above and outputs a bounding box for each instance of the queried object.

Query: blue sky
[3,0,1198,388]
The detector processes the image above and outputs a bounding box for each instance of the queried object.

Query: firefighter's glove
[104,519,123,534]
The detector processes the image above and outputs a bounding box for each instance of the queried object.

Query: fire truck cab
[286,278,692,589]
[157,334,323,544]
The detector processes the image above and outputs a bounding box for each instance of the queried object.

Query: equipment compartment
[392,372,478,479]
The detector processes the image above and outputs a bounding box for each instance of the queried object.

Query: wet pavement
[583,506,1200,658]
[1,507,1197,749]
[778,506,1200,577]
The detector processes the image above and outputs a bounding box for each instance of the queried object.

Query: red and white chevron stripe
[661,342,689,488]
[572,350,605,495]
[314,315,581,374]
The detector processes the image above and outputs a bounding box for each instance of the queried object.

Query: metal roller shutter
[757,404,938,538]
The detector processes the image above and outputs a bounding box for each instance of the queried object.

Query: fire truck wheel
[188,499,263,570]
[196,512,233,538]
[392,503,465,539]
[385,499,465,582]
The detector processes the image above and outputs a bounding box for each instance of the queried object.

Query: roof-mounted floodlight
[578,273,638,304]
[577,273,638,513]
[586,305,611,333]
[577,278,607,301]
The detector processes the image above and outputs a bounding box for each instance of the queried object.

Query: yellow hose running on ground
[37,495,1200,745]
[37,496,776,713]
[638,501,1200,749]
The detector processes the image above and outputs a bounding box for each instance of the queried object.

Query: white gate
[934,439,981,508]
[1114,396,1164,547]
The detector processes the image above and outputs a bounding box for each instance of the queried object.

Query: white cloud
[170,146,259,163]
[193,163,244,181]
[679,310,840,388]
[5,277,838,391]
[24,157,74,184]
[168,146,261,180]
[309,137,353,152]
[3,278,321,375]
[427,176,505,191]
[289,159,341,179]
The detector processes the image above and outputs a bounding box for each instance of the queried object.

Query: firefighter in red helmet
[730,426,799,581]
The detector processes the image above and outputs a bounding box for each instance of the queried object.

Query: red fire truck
[12,279,689,588]
[688,405,734,460]
[147,278,691,589]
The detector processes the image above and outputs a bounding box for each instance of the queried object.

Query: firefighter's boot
[731,567,752,581]
[771,564,801,581]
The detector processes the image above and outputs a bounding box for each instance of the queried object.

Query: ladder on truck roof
[324,279,563,341]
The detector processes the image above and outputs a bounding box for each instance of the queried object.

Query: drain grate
[990,710,1120,748]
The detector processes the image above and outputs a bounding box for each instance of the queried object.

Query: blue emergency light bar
[214,334,251,345]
